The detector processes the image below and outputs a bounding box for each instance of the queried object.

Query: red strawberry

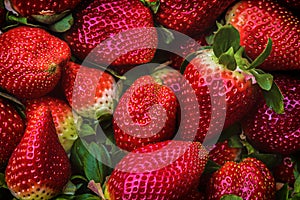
[0,97,25,170]
[0,26,71,99]
[149,0,235,36]
[242,74,300,155]
[273,156,296,186]
[5,106,71,199]
[65,0,157,68]
[10,0,82,24]
[113,75,178,151]
[104,140,208,200]
[226,0,300,71]
[62,62,117,119]
[207,157,275,200]
[24,96,78,152]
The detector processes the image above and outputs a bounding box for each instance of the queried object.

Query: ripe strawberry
[273,156,296,186]
[5,106,71,200]
[113,75,178,151]
[104,140,208,200]
[207,157,275,200]
[0,97,25,170]
[24,96,78,152]
[242,74,300,155]
[0,26,71,99]
[148,0,235,36]
[226,0,300,71]
[10,0,82,24]
[65,0,157,68]
[62,62,117,119]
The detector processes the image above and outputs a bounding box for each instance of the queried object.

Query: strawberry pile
[0,0,299,200]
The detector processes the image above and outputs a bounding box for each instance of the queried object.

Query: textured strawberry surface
[65,0,157,67]
[0,26,71,99]
[243,74,300,154]
[226,0,300,70]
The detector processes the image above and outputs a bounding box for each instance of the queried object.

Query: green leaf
[203,159,221,174]
[219,47,237,70]
[234,47,249,69]
[248,38,272,69]
[80,124,97,137]
[220,194,243,200]
[62,181,77,196]
[294,174,300,194]
[213,24,240,58]
[32,9,70,24]
[250,69,273,91]
[262,82,284,114]
[276,184,289,200]
[228,134,243,148]
[0,173,7,189]
[241,139,256,155]
[292,193,300,200]
[49,13,74,33]
[140,0,160,14]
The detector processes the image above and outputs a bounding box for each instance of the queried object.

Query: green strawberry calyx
[140,0,160,14]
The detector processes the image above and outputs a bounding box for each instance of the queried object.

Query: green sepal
[203,159,221,174]
[220,194,243,200]
[156,24,175,44]
[213,24,240,58]
[32,10,70,25]
[250,69,273,91]
[61,181,77,196]
[234,47,249,70]
[275,184,289,200]
[262,82,285,114]
[49,13,74,33]
[294,174,300,194]
[0,173,7,189]
[219,47,237,70]
[228,134,243,149]
[140,0,160,14]
[6,13,41,28]
[248,38,272,69]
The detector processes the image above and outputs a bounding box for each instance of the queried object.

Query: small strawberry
[9,0,82,24]
[145,0,235,36]
[104,140,208,200]
[65,0,157,68]
[0,26,71,99]
[5,106,71,200]
[226,0,300,70]
[207,157,275,200]
[113,75,178,151]
[24,96,78,152]
[0,97,25,170]
[179,24,282,144]
[62,62,117,119]
[242,74,300,155]
[273,156,296,186]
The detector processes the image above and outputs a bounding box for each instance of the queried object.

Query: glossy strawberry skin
[226,0,300,71]
[154,0,235,36]
[5,106,71,200]
[62,62,116,119]
[0,26,71,99]
[0,98,25,170]
[105,140,208,200]
[113,75,178,151]
[207,157,275,200]
[65,0,157,67]
[242,74,300,155]
[180,49,258,143]
[24,96,78,152]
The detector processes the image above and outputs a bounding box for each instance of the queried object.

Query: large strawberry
[113,75,178,151]
[0,97,25,170]
[104,140,208,200]
[9,0,82,24]
[226,0,300,71]
[242,74,300,155]
[207,157,275,200]
[24,96,78,152]
[179,24,282,144]
[65,0,157,69]
[144,0,235,36]
[0,26,71,99]
[5,105,71,199]
[62,62,117,119]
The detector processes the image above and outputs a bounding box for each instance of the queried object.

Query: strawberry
[0,97,25,170]
[146,0,235,36]
[242,74,300,155]
[0,26,71,99]
[64,0,157,68]
[273,156,296,186]
[113,75,178,151]
[62,62,117,119]
[104,140,208,200]
[24,96,78,152]
[226,0,300,71]
[207,157,275,200]
[10,0,82,24]
[5,105,71,199]
[178,24,283,144]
